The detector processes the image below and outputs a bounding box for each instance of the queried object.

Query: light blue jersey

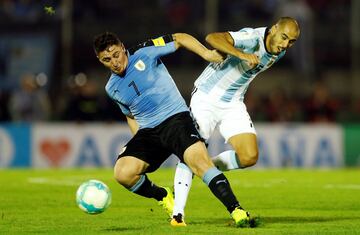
[105,35,188,129]
[194,27,285,102]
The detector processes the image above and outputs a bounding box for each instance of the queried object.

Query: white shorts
[190,89,256,143]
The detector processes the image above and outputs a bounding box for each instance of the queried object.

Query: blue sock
[202,167,240,213]
[129,174,166,201]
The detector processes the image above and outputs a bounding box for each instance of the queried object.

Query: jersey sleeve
[139,35,176,59]
[105,83,132,117]
[229,28,259,53]
[116,102,131,116]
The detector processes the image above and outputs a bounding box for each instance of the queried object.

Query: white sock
[212,150,241,171]
[173,161,193,218]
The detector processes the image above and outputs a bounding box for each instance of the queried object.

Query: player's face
[98,44,128,75]
[267,23,299,55]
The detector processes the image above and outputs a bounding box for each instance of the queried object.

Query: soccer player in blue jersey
[172,17,300,226]
[93,32,250,227]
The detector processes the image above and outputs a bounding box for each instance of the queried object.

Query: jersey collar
[263,27,272,55]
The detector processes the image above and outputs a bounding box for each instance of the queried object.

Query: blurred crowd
[246,81,360,123]
[1,72,359,123]
[0,73,124,122]
[0,0,358,123]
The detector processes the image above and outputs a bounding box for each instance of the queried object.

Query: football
[76,179,112,214]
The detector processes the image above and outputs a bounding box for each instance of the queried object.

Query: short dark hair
[277,17,299,28]
[93,32,121,55]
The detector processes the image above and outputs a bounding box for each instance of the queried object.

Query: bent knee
[237,150,258,167]
[114,164,138,188]
[113,157,148,187]
[114,166,129,185]
[243,154,258,167]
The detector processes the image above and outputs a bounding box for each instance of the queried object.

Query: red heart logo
[40,139,70,167]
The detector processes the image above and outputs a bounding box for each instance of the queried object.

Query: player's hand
[203,49,224,63]
[237,53,260,68]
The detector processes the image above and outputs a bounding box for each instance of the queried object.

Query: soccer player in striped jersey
[94,32,251,227]
[172,17,300,226]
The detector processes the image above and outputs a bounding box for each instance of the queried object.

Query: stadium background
[0,0,359,168]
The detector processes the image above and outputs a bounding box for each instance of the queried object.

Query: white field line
[30,176,360,190]
[28,177,87,186]
[199,179,360,190]
[207,178,288,188]
[324,184,360,190]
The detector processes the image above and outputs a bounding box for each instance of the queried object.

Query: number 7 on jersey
[128,81,141,96]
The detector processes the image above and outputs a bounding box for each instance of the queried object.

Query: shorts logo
[119,146,127,155]
[190,134,199,139]
[134,60,146,71]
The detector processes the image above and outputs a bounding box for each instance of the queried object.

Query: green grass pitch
[1,168,360,234]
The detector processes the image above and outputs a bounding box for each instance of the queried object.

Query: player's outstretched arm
[206,32,259,65]
[172,33,223,63]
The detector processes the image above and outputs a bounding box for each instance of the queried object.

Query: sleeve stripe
[161,34,174,43]
[128,34,173,55]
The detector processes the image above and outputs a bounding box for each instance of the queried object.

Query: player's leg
[166,111,249,226]
[172,162,193,217]
[171,138,257,224]
[183,141,249,226]
[183,141,239,209]
[227,133,258,167]
[114,131,174,217]
[171,161,193,226]
[171,89,218,224]
[114,156,149,188]
[212,133,258,170]
[114,156,171,201]
[214,102,258,170]
[172,97,216,226]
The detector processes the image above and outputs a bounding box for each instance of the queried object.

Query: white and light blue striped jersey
[194,27,286,102]
[105,35,188,129]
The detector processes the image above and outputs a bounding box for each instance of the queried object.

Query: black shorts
[117,111,204,173]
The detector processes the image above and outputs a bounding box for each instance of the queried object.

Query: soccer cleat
[170,213,187,227]
[158,187,174,218]
[231,207,250,227]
